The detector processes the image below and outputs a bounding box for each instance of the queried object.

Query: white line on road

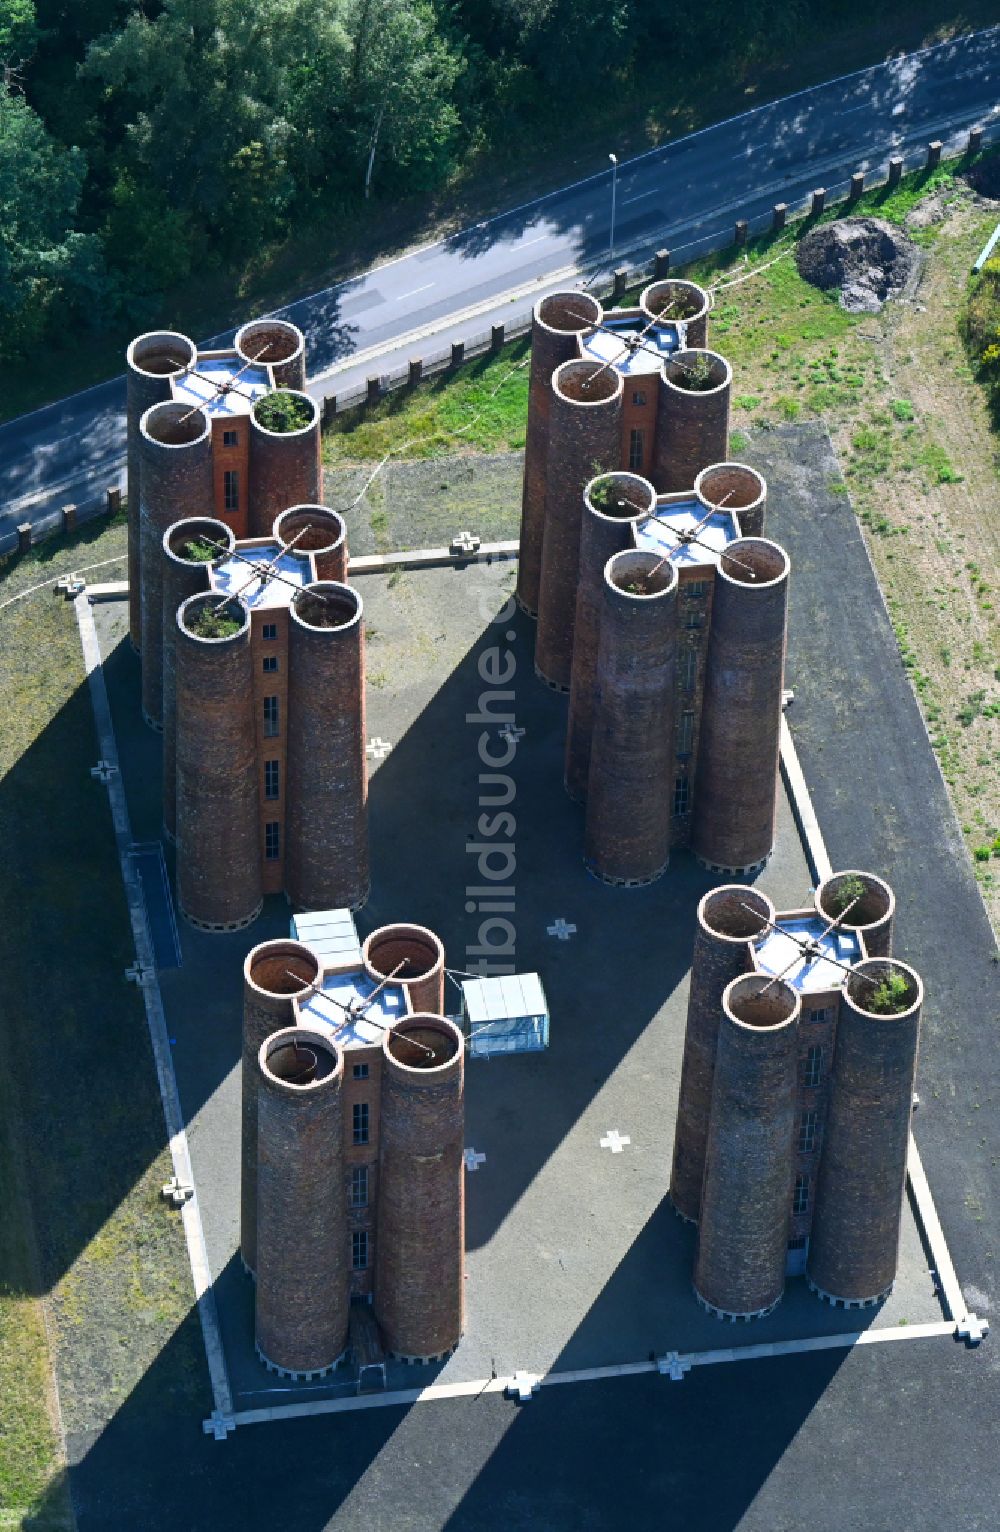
[521,232,551,245]
[622,190,656,203]
[396,283,435,301]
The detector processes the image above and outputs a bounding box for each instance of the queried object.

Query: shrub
[254,389,313,433]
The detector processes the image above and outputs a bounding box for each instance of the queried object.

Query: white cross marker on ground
[506,1370,540,1403]
[600,1129,631,1155]
[547,918,576,940]
[499,723,525,745]
[451,531,481,556]
[463,1148,486,1172]
[657,1351,691,1380]
[366,737,393,761]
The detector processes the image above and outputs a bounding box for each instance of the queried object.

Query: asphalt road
[2,24,999,547]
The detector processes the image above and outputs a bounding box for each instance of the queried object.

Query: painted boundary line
[73,594,235,1439]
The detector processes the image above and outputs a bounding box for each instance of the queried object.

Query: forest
[0,0,974,368]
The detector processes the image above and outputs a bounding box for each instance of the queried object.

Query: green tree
[0,86,102,356]
[346,0,466,198]
[0,0,39,63]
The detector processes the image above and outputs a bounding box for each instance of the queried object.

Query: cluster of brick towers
[671,870,923,1317]
[125,320,369,930]
[516,280,789,882]
[241,922,464,1376]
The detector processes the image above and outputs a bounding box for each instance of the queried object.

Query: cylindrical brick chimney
[255,1026,349,1377]
[175,593,262,930]
[375,1015,465,1361]
[363,924,445,1015]
[653,349,731,493]
[639,279,711,349]
[285,582,369,912]
[584,549,678,886]
[139,402,214,731]
[536,359,624,691]
[691,538,790,873]
[126,331,197,651]
[670,886,776,1223]
[565,473,656,802]
[248,391,321,536]
[694,462,767,539]
[517,292,604,618]
[694,974,800,1319]
[235,318,307,391]
[240,940,321,1275]
[807,959,922,1307]
[161,517,235,842]
[814,870,895,959]
[273,504,347,583]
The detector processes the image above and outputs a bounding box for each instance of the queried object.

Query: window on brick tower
[353,1101,369,1145]
[793,1174,810,1216]
[628,427,644,471]
[262,655,278,674]
[673,776,690,816]
[805,1045,823,1088]
[677,711,694,756]
[682,647,698,691]
[264,821,280,860]
[352,1229,369,1269]
[798,1110,818,1154]
[263,695,279,737]
[264,760,279,800]
[223,429,239,447]
[632,389,646,407]
[350,1165,369,1208]
[262,622,277,641]
[223,468,239,512]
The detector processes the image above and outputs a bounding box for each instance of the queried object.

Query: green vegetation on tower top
[254,390,314,433]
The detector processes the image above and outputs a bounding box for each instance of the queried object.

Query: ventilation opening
[131,333,195,376]
[818,873,891,930]
[250,948,319,995]
[388,1025,458,1069]
[703,889,770,940]
[367,934,440,982]
[643,280,707,322]
[720,541,787,586]
[608,550,675,597]
[665,351,728,393]
[556,361,619,403]
[145,405,207,446]
[293,587,359,630]
[266,1036,337,1083]
[847,961,919,1017]
[539,292,601,334]
[169,520,231,563]
[729,977,797,1027]
[238,321,301,365]
[181,596,246,640]
[588,474,654,520]
[277,510,345,553]
[697,465,763,510]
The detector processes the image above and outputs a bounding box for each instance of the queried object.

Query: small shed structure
[462,973,550,1058]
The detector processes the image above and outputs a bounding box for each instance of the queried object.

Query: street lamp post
[608,153,618,263]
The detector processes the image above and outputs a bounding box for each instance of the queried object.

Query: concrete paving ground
[93,546,939,1415]
[68,422,998,1529]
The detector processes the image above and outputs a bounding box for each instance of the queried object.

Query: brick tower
[565,472,657,802]
[535,359,623,691]
[669,886,776,1223]
[363,924,446,1015]
[240,939,321,1276]
[284,582,369,913]
[652,349,731,493]
[247,392,322,537]
[691,538,790,873]
[517,291,604,617]
[138,402,214,730]
[160,516,235,842]
[255,1025,349,1376]
[174,593,263,930]
[584,550,679,885]
[807,959,923,1306]
[126,330,197,651]
[374,1015,465,1361]
[694,974,801,1319]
